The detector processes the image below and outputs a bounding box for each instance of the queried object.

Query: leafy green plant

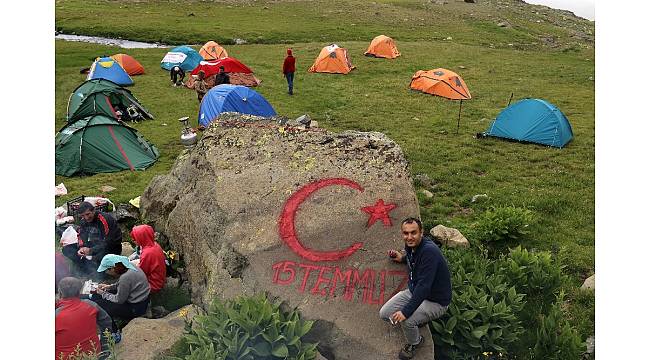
[497,246,567,313]
[474,206,536,243]
[171,294,318,360]
[533,292,585,359]
[431,248,525,357]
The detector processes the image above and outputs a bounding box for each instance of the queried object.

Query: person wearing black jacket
[379,217,452,360]
[214,66,230,86]
[62,202,123,275]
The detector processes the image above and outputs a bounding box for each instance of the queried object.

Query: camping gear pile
[56,55,159,177]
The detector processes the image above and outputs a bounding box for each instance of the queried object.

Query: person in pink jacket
[130,225,167,293]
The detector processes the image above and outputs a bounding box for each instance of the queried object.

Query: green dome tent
[55,115,159,177]
[67,79,153,123]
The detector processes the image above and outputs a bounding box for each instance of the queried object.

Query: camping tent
[199,41,228,60]
[191,57,253,77]
[483,98,573,148]
[409,68,471,100]
[55,115,159,176]
[111,54,145,75]
[87,57,133,86]
[67,79,153,123]
[364,35,401,59]
[160,46,203,71]
[308,44,356,74]
[197,85,276,127]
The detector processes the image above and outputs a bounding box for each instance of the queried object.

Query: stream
[55,33,169,49]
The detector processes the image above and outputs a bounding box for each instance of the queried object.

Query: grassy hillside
[55,0,594,353]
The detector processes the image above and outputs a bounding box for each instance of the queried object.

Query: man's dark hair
[401,217,422,231]
[76,201,95,215]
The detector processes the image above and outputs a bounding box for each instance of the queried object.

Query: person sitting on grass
[56,277,112,360]
[129,224,167,294]
[89,255,151,336]
[62,202,122,276]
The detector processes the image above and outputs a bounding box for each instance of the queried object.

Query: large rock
[115,304,201,360]
[581,274,595,291]
[430,225,470,248]
[140,115,429,359]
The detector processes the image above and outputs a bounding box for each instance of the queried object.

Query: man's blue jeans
[285,72,294,94]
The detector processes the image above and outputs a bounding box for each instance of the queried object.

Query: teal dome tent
[483,98,573,148]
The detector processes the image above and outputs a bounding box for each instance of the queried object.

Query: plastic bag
[55,183,68,197]
[60,226,78,246]
[55,206,68,220]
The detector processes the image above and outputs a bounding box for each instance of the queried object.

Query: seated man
[130,224,167,293]
[89,255,151,333]
[379,218,452,360]
[62,202,122,276]
[56,277,112,360]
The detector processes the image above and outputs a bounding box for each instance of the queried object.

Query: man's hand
[391,311,407,324]
[388,250,404,263]
[97,284,111,290]
[77,247,91,256]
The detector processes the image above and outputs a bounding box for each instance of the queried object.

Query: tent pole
[456,99,463,135]
[507,92,514,107]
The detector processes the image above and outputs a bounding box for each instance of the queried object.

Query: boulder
[421,189,434,198]
[140,115,430,359]
[581,274,595,291]
[115,304,201,360]
[120,242,135,257]
[114,203,140,223]
[430,225,470,248]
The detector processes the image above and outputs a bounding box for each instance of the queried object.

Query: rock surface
[115,305,201,360]
[120,242,134,257]
[140,115,429,359]
[430,225,470,248]
[581,274,595,291]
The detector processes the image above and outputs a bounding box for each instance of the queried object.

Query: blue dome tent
[160,46,203,71]
[483,98,573,148]
[87,57,133,86]
[198,85,277,127]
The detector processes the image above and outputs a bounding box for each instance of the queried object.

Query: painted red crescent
[278,178,365,262]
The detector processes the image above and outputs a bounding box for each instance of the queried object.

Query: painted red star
[360,199,398,228]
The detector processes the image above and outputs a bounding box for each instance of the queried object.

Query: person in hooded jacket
[130,224,167,293]
[282,48,296,95]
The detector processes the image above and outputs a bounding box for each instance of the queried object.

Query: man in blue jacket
[380,217,452,360]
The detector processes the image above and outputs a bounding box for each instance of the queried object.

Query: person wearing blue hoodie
[379,217,452,360]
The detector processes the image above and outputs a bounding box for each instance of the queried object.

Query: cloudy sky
[525,0,595,20]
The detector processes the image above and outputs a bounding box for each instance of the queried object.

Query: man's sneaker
[398,335,423,360]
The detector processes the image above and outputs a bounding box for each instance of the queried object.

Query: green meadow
[55,0,595,347]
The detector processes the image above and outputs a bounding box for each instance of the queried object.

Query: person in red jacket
[282,48,296,95]
[130,224,167,293]
[56,277,112,360]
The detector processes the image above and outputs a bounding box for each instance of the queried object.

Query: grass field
[55,0,595,348]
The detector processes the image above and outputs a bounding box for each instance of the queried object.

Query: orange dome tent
[409,68,471,100]
[199,41,228,60]
[110,54,145,76]
[308,44,356,74]
[364,35,401,59]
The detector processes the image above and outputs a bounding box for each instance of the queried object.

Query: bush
[533,292,585,359]
[171,294,318,360]
[430,249,525,357]
[474,206,535,243]
[497,246,567,312]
